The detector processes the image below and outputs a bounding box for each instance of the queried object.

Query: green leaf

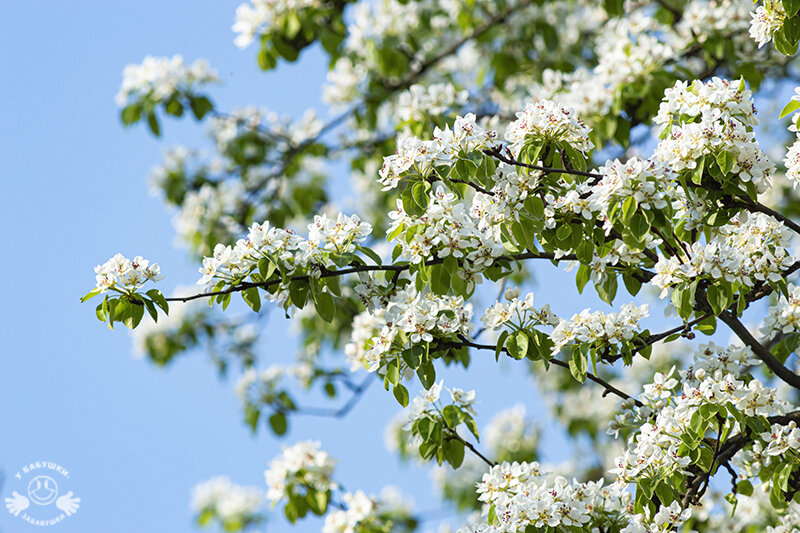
[357,245,382,266]
[706,283,732,316]
[431,264,451,295]
[569,347,588,382]
[715,150,735,175]
[505,331,529,360]
[258,257,276,279]
[495,330,509,361]
[314,291,335,323]
[245,404,260,434]
[118,298,145,329]
[443,438,465,468]
[412,181,430,210]
[120,103,142,125]
[780,99,800,119]
[80,288,101,303]
[691,156,705,185]
[268,411,288,436]
[189,96,213,120]
[737,479,754,496]
[393,384,409,407]
[576,239,593,264]
[146,111,161,137]
[146,289,169,314]
[307,490,329,516]
[418,360,436,389]
[242,287,262,312]
[257,47,277,70]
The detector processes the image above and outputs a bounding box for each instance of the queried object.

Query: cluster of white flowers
[396,83,469,123]
[232,0,320,48]
[190,476,263,523]
[654,78,758,134]
[210,107,323,153]
[197,212,372,286]
[653,78,773,193]
[762,284,800,337]
[513,14,676,122]
[782,88,800,189]
[504,100,594,155]
[612,347,785,483]
[174,181,246,252]
[678,0,753,43]
[749,0,786,48]
[115,55,217,107]
[344,286,472,373]
[484,404,539,456]
[476,461,631,531]
[322,487,412,533]
[651,212,794,296]
[680,341,760,379]
[234,365,284,406]
[264,440,337,503]
[94,253,163,293]
[406,380,477,426]
[378,114,499,190]
[588,157,675,215]
[761,421,800,457]
[388,186,505,268]
[549,303,649,356]
[397,191,496,261]
[480,290,559,330]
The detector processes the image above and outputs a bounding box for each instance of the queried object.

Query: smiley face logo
[27,476,59,506]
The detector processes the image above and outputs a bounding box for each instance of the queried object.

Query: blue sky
[0,1,715,532]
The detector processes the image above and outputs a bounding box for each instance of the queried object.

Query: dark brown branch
[435,338,642,406]
[632,313,713,355]
[444,427,497,467]
[483,146,604,180]
[720,311,800,391]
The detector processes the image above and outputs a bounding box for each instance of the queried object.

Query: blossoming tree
[81,0,800,530]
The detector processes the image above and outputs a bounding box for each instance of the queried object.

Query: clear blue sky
[0,2,672,533]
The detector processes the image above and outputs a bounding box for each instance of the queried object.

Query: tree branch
[434,337,642,406]
[720,311,800,391]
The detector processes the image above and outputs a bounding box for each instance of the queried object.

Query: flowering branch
[164,251,575,303]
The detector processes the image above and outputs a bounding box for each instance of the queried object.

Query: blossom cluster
[611,344,784,484]
[344,286,473,373]
[115,55,217,107]
[749,0,786,48]
[388,186,505,269]
[197,212,372,286]
[651,212,794,296]
[322,487,413,533]
[191,476,263,526]
[234,365,284,406]
[475,461,635,531]
[549,303,649,357]
[480,290,559,331]
[94,253,163,294]
[232,0,320,48]
[264,440,337,503]
[406,380,477,427]
[587,157,674,215]
[395,83,469,123]
[504,100,594,155]
[762,284,800,337]
[653,78,773,193]
[378,114,499,190]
